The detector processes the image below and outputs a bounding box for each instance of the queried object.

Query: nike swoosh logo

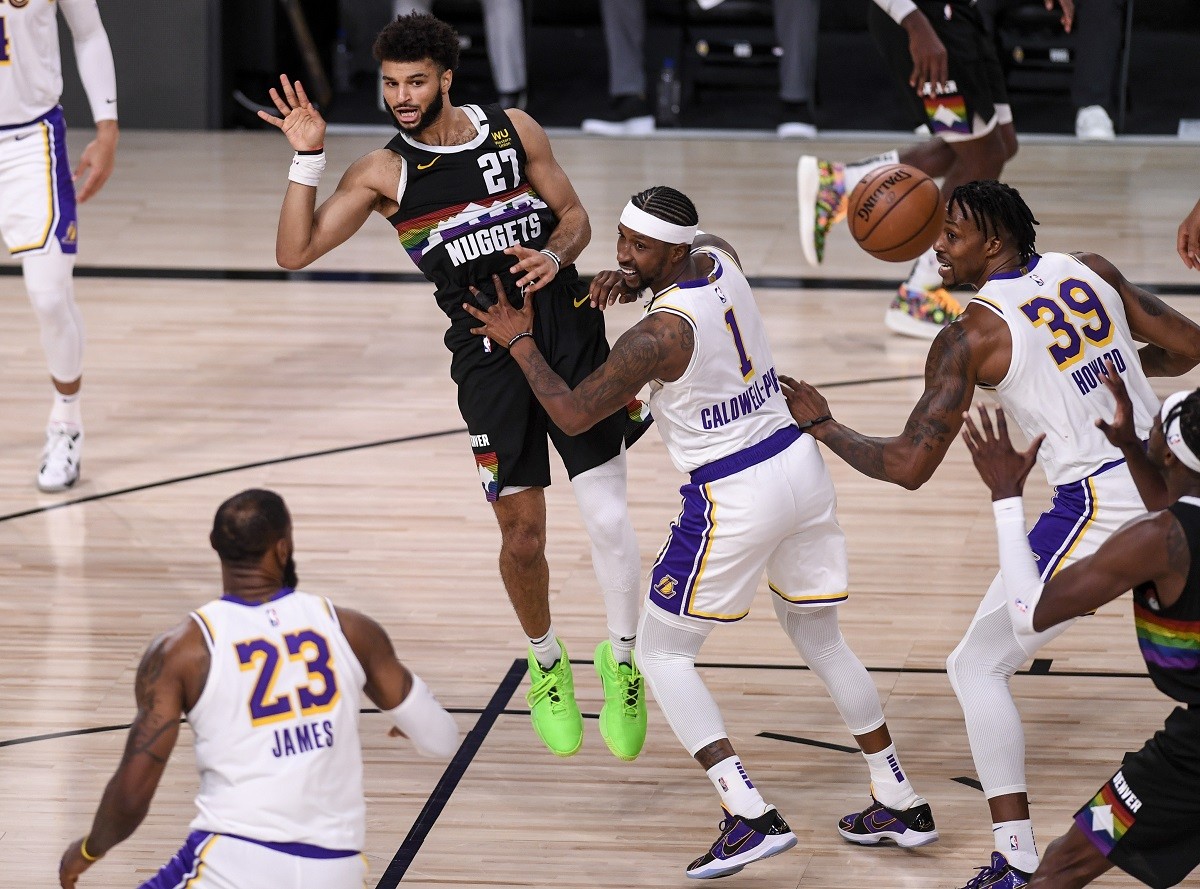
[416,157,440,170]
[573,295,590,308]
[14,132,34,141]
[721,832,753,857]
[105,98,116,104]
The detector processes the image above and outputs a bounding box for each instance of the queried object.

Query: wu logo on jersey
[491,128,512,150]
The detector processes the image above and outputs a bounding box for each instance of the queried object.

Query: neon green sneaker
[594,640,647,761]
[526,643,583,757]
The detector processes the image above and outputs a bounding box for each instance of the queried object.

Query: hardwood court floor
[1,130,1198,888]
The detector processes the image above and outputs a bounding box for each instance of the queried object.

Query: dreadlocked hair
[630,185,699,227]
[948,180,1039,264]
[373,12,460,72]
[210,489,291,565]
[1164,389,1200,459]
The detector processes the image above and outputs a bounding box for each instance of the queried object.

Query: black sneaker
[838,796,938,848]
[623,398,654,449]
[582,95,655,136]
[777,101,817,138]
[686,807,797,879]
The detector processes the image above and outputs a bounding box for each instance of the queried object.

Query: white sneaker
[1075,105,1115,140]
[37,424,83,492]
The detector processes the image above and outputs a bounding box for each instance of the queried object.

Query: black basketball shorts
[868,0,1009,141]
[1072,706,1200,888]
[449,269,625,501]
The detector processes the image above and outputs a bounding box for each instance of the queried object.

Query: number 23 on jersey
[235,629,340,727]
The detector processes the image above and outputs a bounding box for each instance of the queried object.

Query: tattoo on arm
[123,637,177,766]
[1134,288,1164,317]
[1166,518,1191,578]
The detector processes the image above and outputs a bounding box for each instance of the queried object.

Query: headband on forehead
[1161,391,1200,474]
[619,202,698,246]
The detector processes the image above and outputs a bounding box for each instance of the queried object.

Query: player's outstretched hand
[464,273,535,349]
[780,375,832,429]
[962,405,1044,501]
[1178,197,1200,271]
[257,74,327,152]
[505,245,558,294]
[588,270,640,310]
[1096,358,1140,449]
[899,10,949,92]
[59,838,96,888]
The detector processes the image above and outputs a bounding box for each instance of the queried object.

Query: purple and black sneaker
[838,796,938,848]
[957,852,1031,888]
[686,806,797,879]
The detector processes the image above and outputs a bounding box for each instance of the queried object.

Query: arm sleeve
[872,0,919,25]
[384,673,460,758]
[59,0,118,123]
[992,497,1046,643]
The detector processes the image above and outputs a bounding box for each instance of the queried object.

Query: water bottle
[655,58,682,128]
[333,29,353,94]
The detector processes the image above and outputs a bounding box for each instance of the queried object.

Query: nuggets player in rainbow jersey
[466,185,941,879]
[58,489,459,889]
[0,0,118,491]
[259,13,648,761]
[964,375,1200,889]
[784,179,1200,887]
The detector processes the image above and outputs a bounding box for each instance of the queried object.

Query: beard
[389,91,444,136]
[282,555,299,590]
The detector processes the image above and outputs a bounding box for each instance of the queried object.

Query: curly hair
[948,180,1040,265]
[630,185,699,226]
[373,12,460,72]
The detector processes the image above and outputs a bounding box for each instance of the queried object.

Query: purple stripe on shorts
[690,425,800,486]
[139,831,213,889]
[45,107,77,254]
[222,832,359,858]
[649,483,713,618]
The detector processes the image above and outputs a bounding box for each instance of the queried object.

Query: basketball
[846,164,943,262]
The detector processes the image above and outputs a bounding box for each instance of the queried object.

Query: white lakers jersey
[970,251,1159,486]
[646,246,794,473]
[0,0,115,125]
[187,589,368,850]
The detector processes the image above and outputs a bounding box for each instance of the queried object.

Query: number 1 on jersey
[724,308,754,381]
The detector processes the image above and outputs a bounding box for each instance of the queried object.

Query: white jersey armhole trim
[692,244,740,275]
[190,610,215,650]
[395,154,410,207]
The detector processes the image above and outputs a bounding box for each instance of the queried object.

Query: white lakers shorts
[139,831,368,889]
[0,105,78,257]
[648,426,848,623]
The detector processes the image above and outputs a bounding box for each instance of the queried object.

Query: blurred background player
[57,488,459,889]
[258,14,647,761]
[963,378,1200,889]
[0,0,119,491]
[797,0,1071,339]
[464,186,936,880]
[784,180,1200,887]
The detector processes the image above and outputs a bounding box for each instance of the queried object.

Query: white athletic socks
[706,756,768,819]
[49,391,82,430]
[611,633,635,665]
[994,819,1039,873]
[863,744,920,811]
[843,150,900,195]
[529,625,563,670]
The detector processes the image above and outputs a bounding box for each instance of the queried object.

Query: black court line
[0,427,465,525]
[758,731,859,754]
[2,264,1197,297]
[953,777,985,792]
[376,657,527,888]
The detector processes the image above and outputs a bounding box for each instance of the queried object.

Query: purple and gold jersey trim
[768,580,849,605]
[649,482,742,621]
[140,831,219,889]
[1134,603,1200,670]
[1027,471,1105,579]
[392,184,547,265]
[1074,781,1137,858]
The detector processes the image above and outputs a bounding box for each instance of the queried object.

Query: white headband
[619,202,698,245]
[1161,390,1200,474]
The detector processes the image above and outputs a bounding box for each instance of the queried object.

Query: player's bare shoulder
[346,148,405,217]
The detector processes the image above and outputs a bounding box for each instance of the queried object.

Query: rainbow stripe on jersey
[1074,780,1138,856]
[393,184,548,266]
[1134,602,1200,671]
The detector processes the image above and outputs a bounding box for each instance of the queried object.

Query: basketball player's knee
[498,521,545,568]
[23,264,74,324]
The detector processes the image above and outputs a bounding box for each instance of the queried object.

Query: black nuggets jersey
[385,104,559,329]
[1133,497,1200,705]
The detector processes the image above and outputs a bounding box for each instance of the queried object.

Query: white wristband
[385,673,460,758]
[288,150,326,187]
